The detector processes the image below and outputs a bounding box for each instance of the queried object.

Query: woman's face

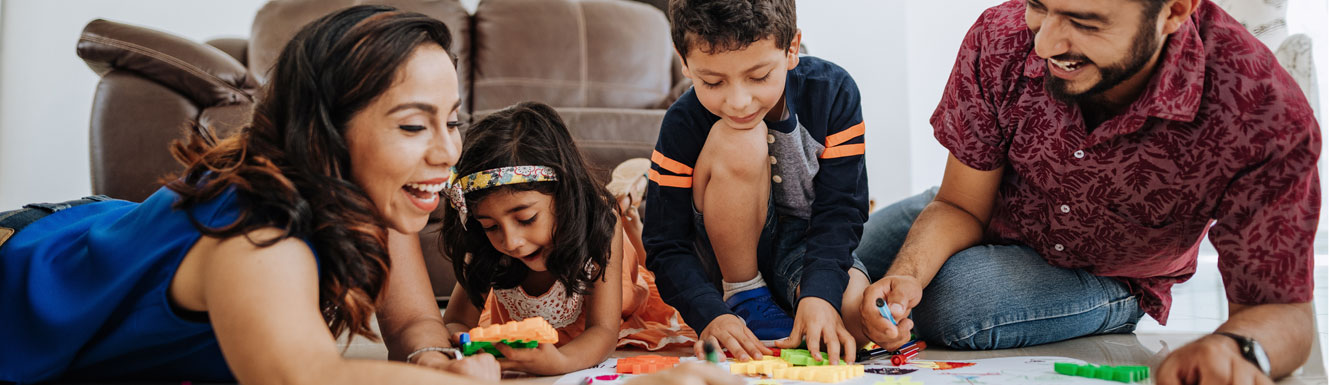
[346,43,462,233]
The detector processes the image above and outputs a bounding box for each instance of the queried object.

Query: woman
[0,6,731,385]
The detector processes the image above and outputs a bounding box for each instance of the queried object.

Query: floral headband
[443,165,559,228]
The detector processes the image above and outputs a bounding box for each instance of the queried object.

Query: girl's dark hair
[440,102,617,308]
[166,5,454,341]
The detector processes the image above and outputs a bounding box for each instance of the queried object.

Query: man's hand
[777,298,857,364]
[411,351,501,382]
[695,314,771,362]
[626,363,745,385]
[859,275,921,350]
[1156,334,1274,385]
[495,342,571,375]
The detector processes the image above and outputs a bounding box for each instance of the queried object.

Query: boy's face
[679,33,801,130]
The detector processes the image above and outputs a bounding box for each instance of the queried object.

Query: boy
[643,0,871,365]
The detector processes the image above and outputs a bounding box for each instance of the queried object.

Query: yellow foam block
[875,377,922,385]
[729,356,791,376]
[771,364,865,383]
[467,317,558,343]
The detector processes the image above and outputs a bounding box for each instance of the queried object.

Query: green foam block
[461,339,540,358]
[1054,362,1149,383]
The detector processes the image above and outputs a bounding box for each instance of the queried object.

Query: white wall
[796,1,911,207]
[0,0,268,209]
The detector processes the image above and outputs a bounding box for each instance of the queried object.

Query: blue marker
[876,298,898,326]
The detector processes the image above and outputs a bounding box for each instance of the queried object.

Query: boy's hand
[859,275,921,350]
[696,314,771,362]
[495,342,570,375]
[414,352,501,382]
[777,298,856,365]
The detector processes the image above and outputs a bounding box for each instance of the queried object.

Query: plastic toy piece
[729,356,791,376]
[780,349,839,366]
[1053,362,1150,383]
[615,355,681,374]
[468,317,557,342]
[874,376,923,385]
[753,380,781,385]
[771,365,865,383]
[459,317,558,357]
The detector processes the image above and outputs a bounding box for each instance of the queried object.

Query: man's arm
[859,154,1002,348]
[1156,301,1314,384]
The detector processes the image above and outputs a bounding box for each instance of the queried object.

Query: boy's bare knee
[699,120,769,182]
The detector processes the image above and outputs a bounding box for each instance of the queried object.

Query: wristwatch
[406,346,464,363]
[1215,332,1270,376]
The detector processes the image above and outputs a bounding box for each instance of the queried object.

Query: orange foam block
[615,355,681,374]
[467,317,557,343]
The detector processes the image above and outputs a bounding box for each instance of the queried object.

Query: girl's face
[472,189,557,271]
[346,44,462,234]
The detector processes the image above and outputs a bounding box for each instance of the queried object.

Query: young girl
[440,102,696,375]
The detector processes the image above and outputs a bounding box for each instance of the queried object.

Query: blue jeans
[854,187,1145,350]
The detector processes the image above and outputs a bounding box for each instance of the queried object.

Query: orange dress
[478,234,696,350]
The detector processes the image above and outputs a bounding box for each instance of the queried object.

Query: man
[857,0,1319,383]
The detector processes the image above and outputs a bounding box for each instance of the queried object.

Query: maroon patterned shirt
[932,0,1320,323]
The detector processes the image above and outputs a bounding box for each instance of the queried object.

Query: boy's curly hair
[668,0,796,59]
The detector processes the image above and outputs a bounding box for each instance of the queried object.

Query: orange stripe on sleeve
[651,151,694,176]
[819,143,865,159]
[825,122,866,147]
[649,169,693,188]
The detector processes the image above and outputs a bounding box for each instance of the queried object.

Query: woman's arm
[497,220,626,375]
[375,229,499,380]
[198,229,497,385]
[376,229,450,360]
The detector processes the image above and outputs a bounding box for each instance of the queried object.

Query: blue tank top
[0,186,306,383]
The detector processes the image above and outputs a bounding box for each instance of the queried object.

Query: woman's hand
[412,352,501,382]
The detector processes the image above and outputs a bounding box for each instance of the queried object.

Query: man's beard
[1044,20,1161,104]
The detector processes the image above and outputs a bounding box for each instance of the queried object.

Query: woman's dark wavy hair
[166,5,455,341]
[440,102,617,308]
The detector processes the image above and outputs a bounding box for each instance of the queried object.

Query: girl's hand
[618,196,644,237]
[494,342,571,375]
[414,352,501,382]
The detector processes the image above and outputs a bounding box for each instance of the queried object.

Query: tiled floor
[342,263,1329,384]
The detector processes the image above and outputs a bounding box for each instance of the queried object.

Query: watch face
[1250,341,1271,375]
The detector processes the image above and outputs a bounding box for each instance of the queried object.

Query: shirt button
[1054,243,1065,251]
[769,156,778,165]
[767,134,776,144]
[1059,204,1070,213]
[1074,150,1085,159]
[772,175,783,183]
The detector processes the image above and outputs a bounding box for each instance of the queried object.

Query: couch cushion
[471,106,663,180]
[248,0,472,102]
[469,0,673,113]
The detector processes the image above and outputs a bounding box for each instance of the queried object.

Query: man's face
[679,34,800,130]
[1026,0,1164,103]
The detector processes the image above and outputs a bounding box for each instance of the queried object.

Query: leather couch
[76,0,683,302]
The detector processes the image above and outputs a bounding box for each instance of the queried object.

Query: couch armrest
[206,37,250,67]
[78,19,258,107]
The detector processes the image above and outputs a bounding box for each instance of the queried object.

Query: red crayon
[891,349,919,366]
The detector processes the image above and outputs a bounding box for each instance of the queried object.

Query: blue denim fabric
[693,200,868,311]
[0,195,112,234]
[854,187,1145,350]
